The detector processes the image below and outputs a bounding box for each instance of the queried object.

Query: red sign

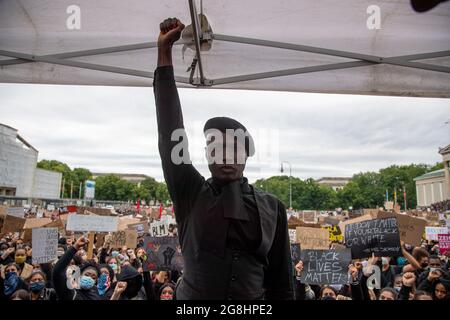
[67,205,77,213]
[438,234,450,255]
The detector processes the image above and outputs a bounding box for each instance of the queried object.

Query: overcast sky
[0,83,449,183]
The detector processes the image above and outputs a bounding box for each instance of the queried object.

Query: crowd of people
[293,239,450,300]
[0,232,179,300]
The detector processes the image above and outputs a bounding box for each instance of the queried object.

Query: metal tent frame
[1,0,449,87]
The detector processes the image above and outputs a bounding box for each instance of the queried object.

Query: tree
[140,177,159,203]
[155,182,170,204]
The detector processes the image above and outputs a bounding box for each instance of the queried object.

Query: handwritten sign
[438,234,450,255]
[32,228,58,264]
[300,249,351,285]
[384,201,394,211]
[425,227,448,241]
[290,243,301,265]
[322,225,344,242]
[345,217,401,258]
[142,236,183,271]
[110,230,138,248]
[1,215,26,236]
[150,220,169,237]
[66,214,118,232]
[303,211,317,223]
[289,229,297,243]
[376,211,426,246]
[7,207,24,218]
[296,227,330,249]
[127,222,149,236]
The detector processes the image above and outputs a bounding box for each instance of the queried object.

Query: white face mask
[429,267,438,273]
[382,257,389,266]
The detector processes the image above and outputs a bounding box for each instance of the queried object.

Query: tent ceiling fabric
[0,0,449,97]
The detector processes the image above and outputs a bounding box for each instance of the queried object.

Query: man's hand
[427,269,442,282]
[157,17,185,66]
[348,264,359,282]
[111,281,128,300]
[74,236,89,251]
[295,261,304,277]
[402,272,416,287]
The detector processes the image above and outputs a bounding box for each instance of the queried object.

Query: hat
[203,117,255,157]
[411,0,447,12]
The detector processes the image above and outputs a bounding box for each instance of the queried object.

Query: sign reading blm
[300,249,351,285]
[344,217,401,258]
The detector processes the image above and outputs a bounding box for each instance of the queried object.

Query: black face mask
[123,276,142,298]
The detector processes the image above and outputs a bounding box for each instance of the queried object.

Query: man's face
[429,258,441,269]
[206,132,247,184]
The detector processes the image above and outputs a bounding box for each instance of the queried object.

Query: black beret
[203,117,255,157]
[411,0,446,12]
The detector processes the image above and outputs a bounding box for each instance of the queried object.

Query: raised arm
[154,18,203,223]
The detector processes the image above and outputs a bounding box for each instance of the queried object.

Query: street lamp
[280,161,292,209]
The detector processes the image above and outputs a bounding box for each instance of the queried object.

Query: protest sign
[0,205,7,218]
[300,249,351,285]
[323,216,340,226]
[66,214,118,232]
[150,220,169,237]
[37,209,45,219]
[290,243,301,265]
[110,230,138,248]
[331,243,347,251]
[43,219,65,231]
[1,215,26,236]
[47,204,55,211]
[322,225,343,242]
[364,209,380,217]
[289,229,297,243]
[78,206,114,216]
[32,228,58,264]
[438,234,450,255]
[338,214,373,238]
[384,201,394,211]
[7,207,24,218]
[142,236,183,271]
[425,227,448,241]
[345,217,401,258]
[376,211,426,246]
[95,233,106,247]
[127,222,149,236]
[23,218,52,230]
[296,227,330,250]
[303,211,317,223]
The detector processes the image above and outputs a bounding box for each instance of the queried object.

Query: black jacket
[154,66,293,300]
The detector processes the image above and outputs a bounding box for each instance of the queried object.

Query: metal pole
[188,0,206,84]
[403,185,407,211]
[79,182,82,199]
[70,181,73,199]
[281,161,292,209]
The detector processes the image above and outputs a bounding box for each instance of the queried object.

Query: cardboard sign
[7,207,24,218]
[0,205,7,218]
[1,215,26,236]
[142,236,183,271]
[300,249,351,285]
[322,225,343,242]
[425,227,448,241]
[364,209,380,217]
[303,211,317,223]
[23,218,53,230]
[32,228,58,264]
[150,220,169,237]
[127,222,149,236]
[110,230,138,249]
[344,217,401,258]
[384,201,394,210]
[47,204,55,211]
[289,229,297,243]
[78,206,114,216]
[290,243,301,265]
[43,219,65,231]
[296,227,330,250]
[66,214,118,232]
[323,216,340,226]
[438,234,450,255]
[376,211,426,246]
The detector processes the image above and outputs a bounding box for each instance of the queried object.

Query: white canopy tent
[1,0,449,97]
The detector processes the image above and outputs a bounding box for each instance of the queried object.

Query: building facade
[414,144,450,207]
[0,123,62,199]
[316,177,351,191]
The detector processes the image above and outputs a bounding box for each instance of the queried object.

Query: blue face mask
[97,273,110,296]
[111,251,119,257]
[109,263,118,271]
[4,272,19,296]
[397,257,407,266]
[79,275,95,290]
[30,281,45,293]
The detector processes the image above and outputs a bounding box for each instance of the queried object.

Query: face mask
[4,272,19,296]
[111,251,119,257]
[97,273,110,296]
[15,256,26,264]
[109,263,118,271]
[30,281,45,293]
[429,267,438,273]
[160,295,173,300]
[397,257,407,266]
[382,257,389,266]
[79,275,95,290]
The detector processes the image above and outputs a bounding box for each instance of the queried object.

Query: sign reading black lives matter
[142,236,184,271]
[344,217,401,258]
[300,249,351,285]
